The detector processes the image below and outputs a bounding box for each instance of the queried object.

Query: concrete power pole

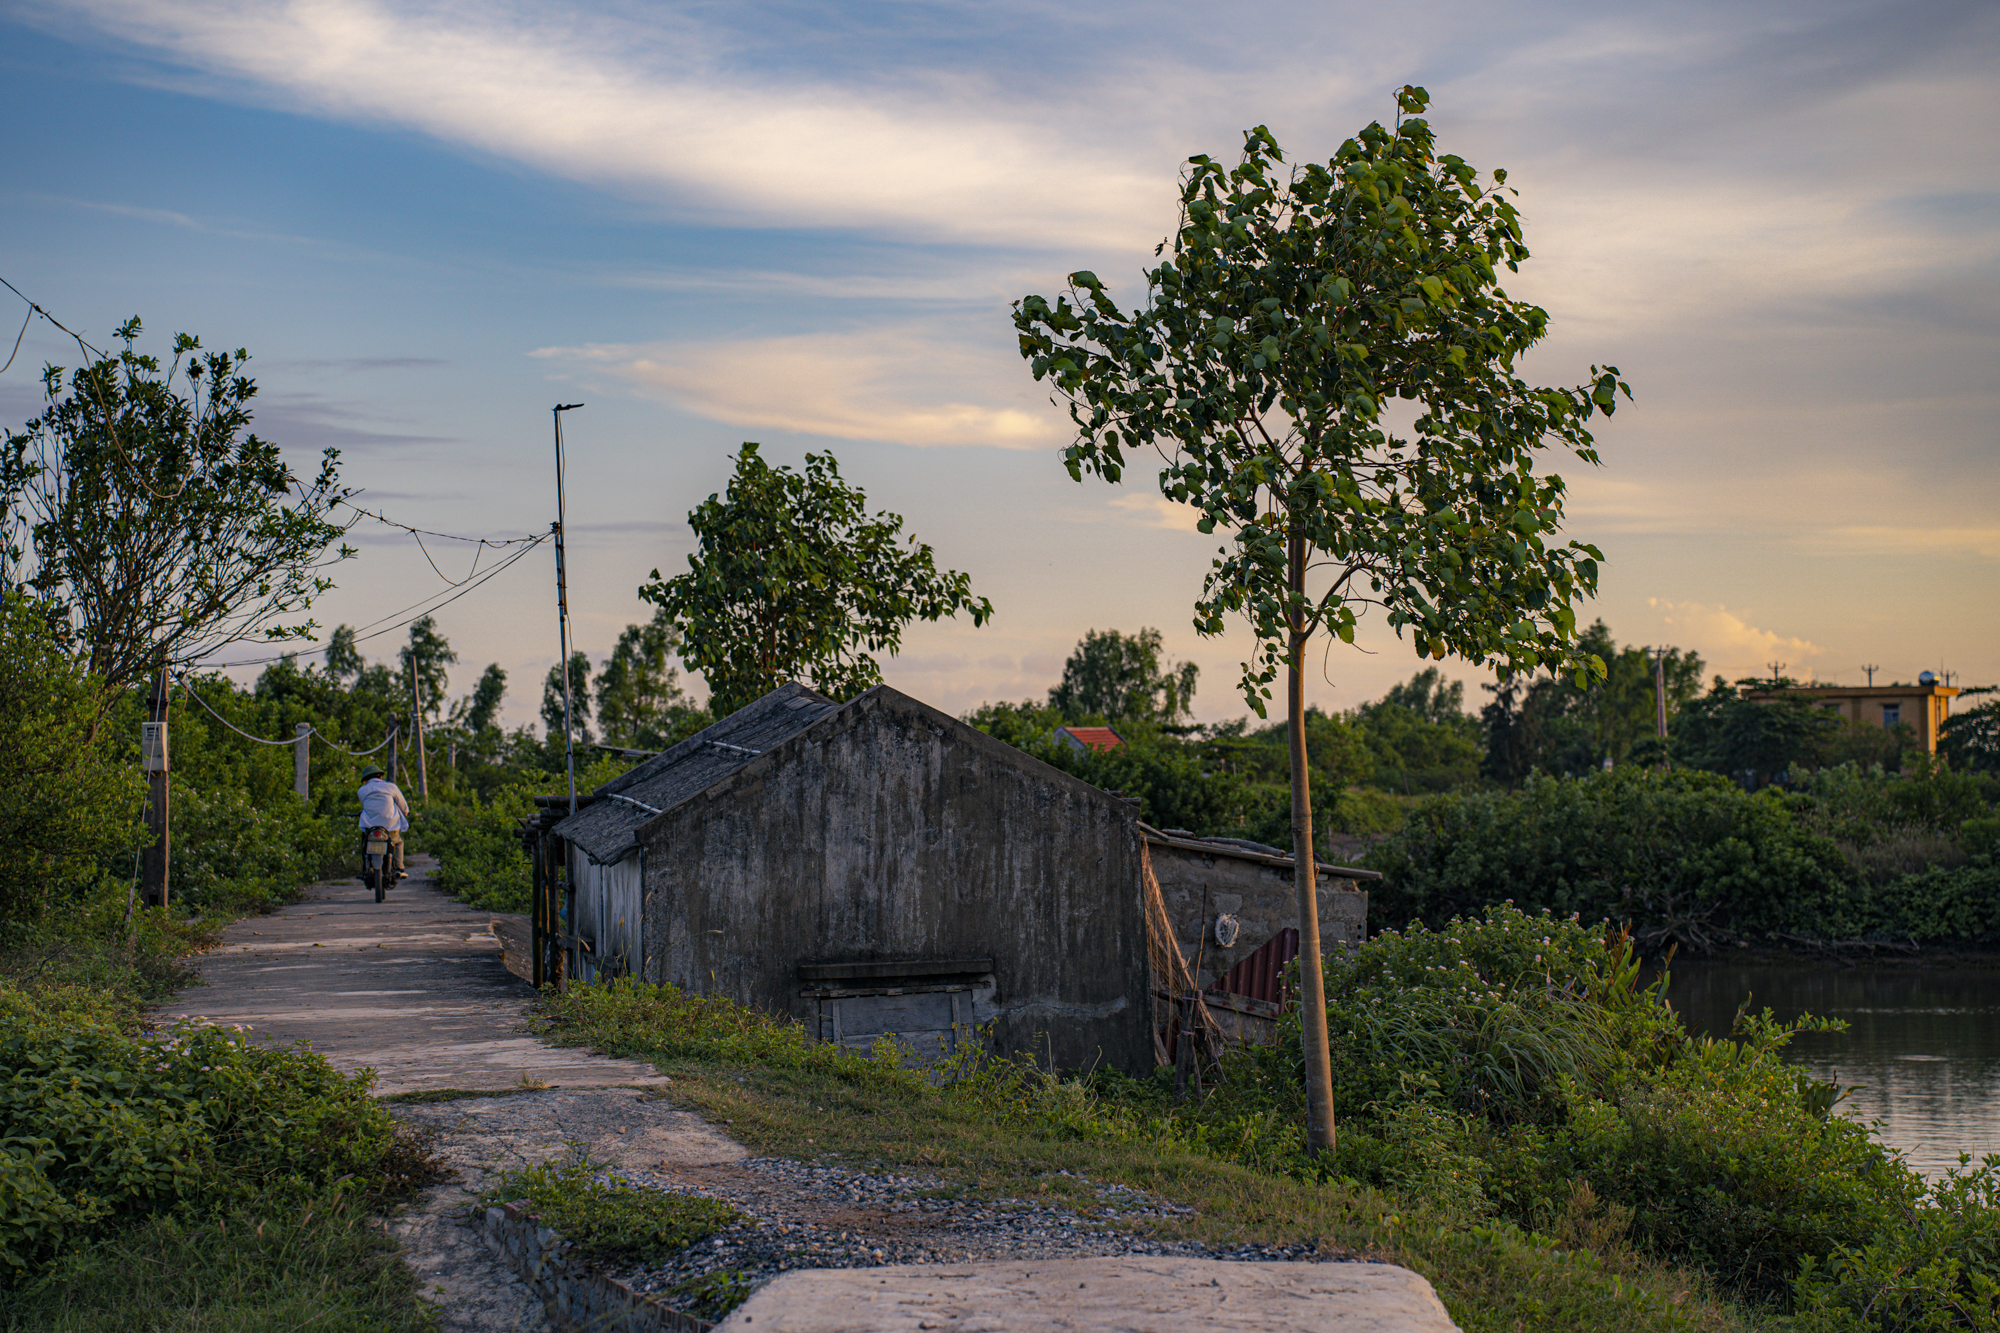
[1654,648,1668,740]
[553,402,585,816]
[294,722,311,799]
[409,658,429,799]
[141,662,171,908]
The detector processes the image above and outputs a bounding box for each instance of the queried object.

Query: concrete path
[163,864,1458,1333]
[163,859,664,1096]
[718,1258,1459,1332]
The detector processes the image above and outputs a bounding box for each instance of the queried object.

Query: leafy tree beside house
[1014,87,1627,1154]
[594,611,708,750]
[642,444,992,716]
[1481,621,1703,782]
[1672,676,1839,784]
[1353,666,1482,792]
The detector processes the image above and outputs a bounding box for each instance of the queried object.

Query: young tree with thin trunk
[1013,86,1628,1155]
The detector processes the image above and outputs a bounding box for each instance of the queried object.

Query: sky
[1,0,1994,731]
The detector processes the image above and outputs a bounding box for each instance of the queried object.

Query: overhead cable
[191,534,546,671]
[176,673,400,755]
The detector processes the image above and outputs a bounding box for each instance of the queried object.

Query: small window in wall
[1881,704,1901,726]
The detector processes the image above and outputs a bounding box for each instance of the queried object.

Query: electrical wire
[177,672,401,755]
[191,534,546,671]
[0,305,29,375]
[329,500,546,589]
[333,499,543,546]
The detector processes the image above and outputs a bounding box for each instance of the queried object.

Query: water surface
[1662,960,2000,1178]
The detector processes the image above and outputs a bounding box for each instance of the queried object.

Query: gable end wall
[638,689,1151,1071]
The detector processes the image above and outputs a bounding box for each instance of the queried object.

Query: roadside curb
[478,1199,714,1333]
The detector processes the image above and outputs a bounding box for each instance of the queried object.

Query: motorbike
[363,828,402,903]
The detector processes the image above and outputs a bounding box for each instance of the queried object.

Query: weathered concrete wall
[1148,837,1367,991]
[639,689,1151,1073]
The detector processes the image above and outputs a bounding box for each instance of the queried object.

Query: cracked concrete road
[161,861,705,1332]
[162,858,664,1095]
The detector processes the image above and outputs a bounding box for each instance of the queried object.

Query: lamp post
[553,403,584,816]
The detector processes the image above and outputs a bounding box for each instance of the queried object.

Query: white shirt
[358,778,412,832]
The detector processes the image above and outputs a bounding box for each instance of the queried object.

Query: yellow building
[1745,678,1959,753]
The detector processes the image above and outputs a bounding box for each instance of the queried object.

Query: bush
[416,755,633,913]
[168,784,348,915]
[1789,1154,2000,1330]
[1140,907,1951,1305]
[1367,768,1849,947]
[0,1017,411,1276]
[0,594,142,923]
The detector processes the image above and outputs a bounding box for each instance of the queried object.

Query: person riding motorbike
[357,764,411,885]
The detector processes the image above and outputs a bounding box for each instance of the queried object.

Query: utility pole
[553,403,585,816]
[1654,647,1668,739]
[387,718,400,786]
[1862,663,1879,687]
[141,660,171,909]
[1767,660,1788,686]
[408,641,429,799]
[294,722,311,799]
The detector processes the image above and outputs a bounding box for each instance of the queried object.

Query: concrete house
[549,682,1152,1071]
[1745,676,1961,753]
[1144,825,1374,1046]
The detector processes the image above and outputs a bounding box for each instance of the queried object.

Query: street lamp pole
[553,403,584,816]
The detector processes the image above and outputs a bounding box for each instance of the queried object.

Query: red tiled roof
[1058,726,1123,752]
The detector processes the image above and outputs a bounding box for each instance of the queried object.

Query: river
[1663,959,2000,1178]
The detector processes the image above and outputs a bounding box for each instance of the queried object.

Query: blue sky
[2,0,1995,728]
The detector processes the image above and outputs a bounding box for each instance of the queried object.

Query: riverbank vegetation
[963,619,1999,951]
[539,904,2000,1331]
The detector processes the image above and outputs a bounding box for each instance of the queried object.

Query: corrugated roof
[1137,821,1380,881]
[553,681,841,862]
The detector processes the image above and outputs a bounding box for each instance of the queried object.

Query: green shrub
[488,1157,742,1265]
[417,755,633,913]
[0,1018,406,1276]
[1369,766,1963,947]
[0,594,143,924]
[1788,1154,2000,1330]
[168,784,348,915]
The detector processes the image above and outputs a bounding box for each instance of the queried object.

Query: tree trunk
[1288,518,1337,1157]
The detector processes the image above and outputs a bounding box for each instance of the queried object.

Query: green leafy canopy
[640,443,992,717]
[1012,86,1629,714]
[1,318,353,692]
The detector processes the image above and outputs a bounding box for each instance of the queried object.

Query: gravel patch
[606,1157,1333,1316]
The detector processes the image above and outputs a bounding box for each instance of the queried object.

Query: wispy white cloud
[34,0,1167,248]
[1105,492,1205,533]
[530,331,1062,449]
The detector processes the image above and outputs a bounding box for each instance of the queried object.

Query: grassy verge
[0,1197,431,1332]
[533,983,1748,1333]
